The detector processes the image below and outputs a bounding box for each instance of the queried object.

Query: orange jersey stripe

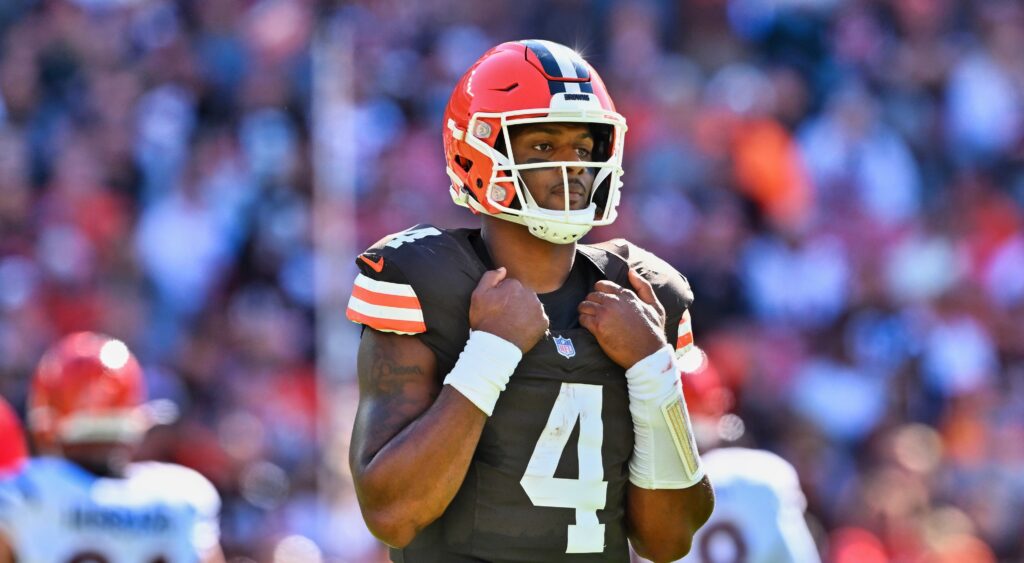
[676,330,694,350]
[347,308,427,334]
[351,284,422,309]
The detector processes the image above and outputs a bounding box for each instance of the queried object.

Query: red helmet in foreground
[29,332,148,449]
[443,40,628,244]
[0,396,27,474]
[678,346,743,446]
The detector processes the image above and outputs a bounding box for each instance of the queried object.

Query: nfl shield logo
[554,336,576,359]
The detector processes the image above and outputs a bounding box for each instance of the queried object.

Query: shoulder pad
[583,239,695,354]
[356,224,449,280]
[704,448,805,506]
[0,457,87,513]
[585,239,693,309]
[128,462,221,518]
[0,469,29,516]
[347,225,479,335]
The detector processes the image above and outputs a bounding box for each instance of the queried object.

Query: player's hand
[470,267,549,353]
[578,268,667,369]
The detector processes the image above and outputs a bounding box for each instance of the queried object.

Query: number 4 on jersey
[520,383,607,554]
[385,226,442,249]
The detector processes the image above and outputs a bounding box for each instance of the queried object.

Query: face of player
[508,123,597,212]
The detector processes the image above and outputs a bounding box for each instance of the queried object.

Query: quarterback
[0,332,224,563]
[347,40,714,562]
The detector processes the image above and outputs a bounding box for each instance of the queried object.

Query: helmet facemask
[450,106,627,244]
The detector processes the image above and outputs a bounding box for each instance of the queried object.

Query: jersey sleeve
[0,473,26,538]
[184,470,221,555]
[144,462,221,555]
[345,228,435,335]
[758,452,820,563]
[0,460,43,545]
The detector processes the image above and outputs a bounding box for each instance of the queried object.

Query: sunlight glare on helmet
[99,339,131,370]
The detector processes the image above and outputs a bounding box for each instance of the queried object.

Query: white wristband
[625,345,704,489]
[443,330,523,416]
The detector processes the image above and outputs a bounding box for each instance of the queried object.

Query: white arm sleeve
[626,346,704,489]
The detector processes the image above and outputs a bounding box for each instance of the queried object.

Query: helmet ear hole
[455,155,473,172]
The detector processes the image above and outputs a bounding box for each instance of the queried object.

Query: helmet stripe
[571,60,591,80]
[541,41,580,79]
[522,40,565,79]
[522,40,595,96]
[571,58,594,93]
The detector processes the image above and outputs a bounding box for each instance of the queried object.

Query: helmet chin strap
[520,205,596,244]
[461,184,598,244]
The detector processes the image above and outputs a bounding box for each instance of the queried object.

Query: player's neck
[62,443,132,479]
[481,217,576,294]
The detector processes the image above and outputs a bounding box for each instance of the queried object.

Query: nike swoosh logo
[359,255,385,273]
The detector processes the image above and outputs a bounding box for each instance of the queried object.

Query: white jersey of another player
[0,457,220,563]
[685,448,820,563]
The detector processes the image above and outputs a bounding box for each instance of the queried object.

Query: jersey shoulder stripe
[346,273,426,334]
[676,310,694,356]
[347,224,483,341]
[352,272,419,299]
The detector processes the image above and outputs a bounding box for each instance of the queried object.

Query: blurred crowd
[341,0,1024,561]
[0,0,326,559]
[1,0,1023,561]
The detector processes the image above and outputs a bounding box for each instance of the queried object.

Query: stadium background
[1,0,1023,561]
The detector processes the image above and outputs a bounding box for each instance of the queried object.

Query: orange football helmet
[29,332,149,449]
[443,40,627,244]
[678,347,744,446]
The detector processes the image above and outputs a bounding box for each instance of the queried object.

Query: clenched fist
[578,269,667,369]
[470,267,549,353]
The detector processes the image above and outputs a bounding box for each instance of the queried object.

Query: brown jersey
[347,225,695,563]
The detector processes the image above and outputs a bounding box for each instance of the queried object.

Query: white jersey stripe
[353,273,418,298]
[678,310,692,330]
[676,310,695,356]
[347,295,425,322]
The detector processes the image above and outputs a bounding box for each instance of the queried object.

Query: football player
[0,332,224,563]
[667,348,822,563]
[347,40,714,562]
[0,396,27,476]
